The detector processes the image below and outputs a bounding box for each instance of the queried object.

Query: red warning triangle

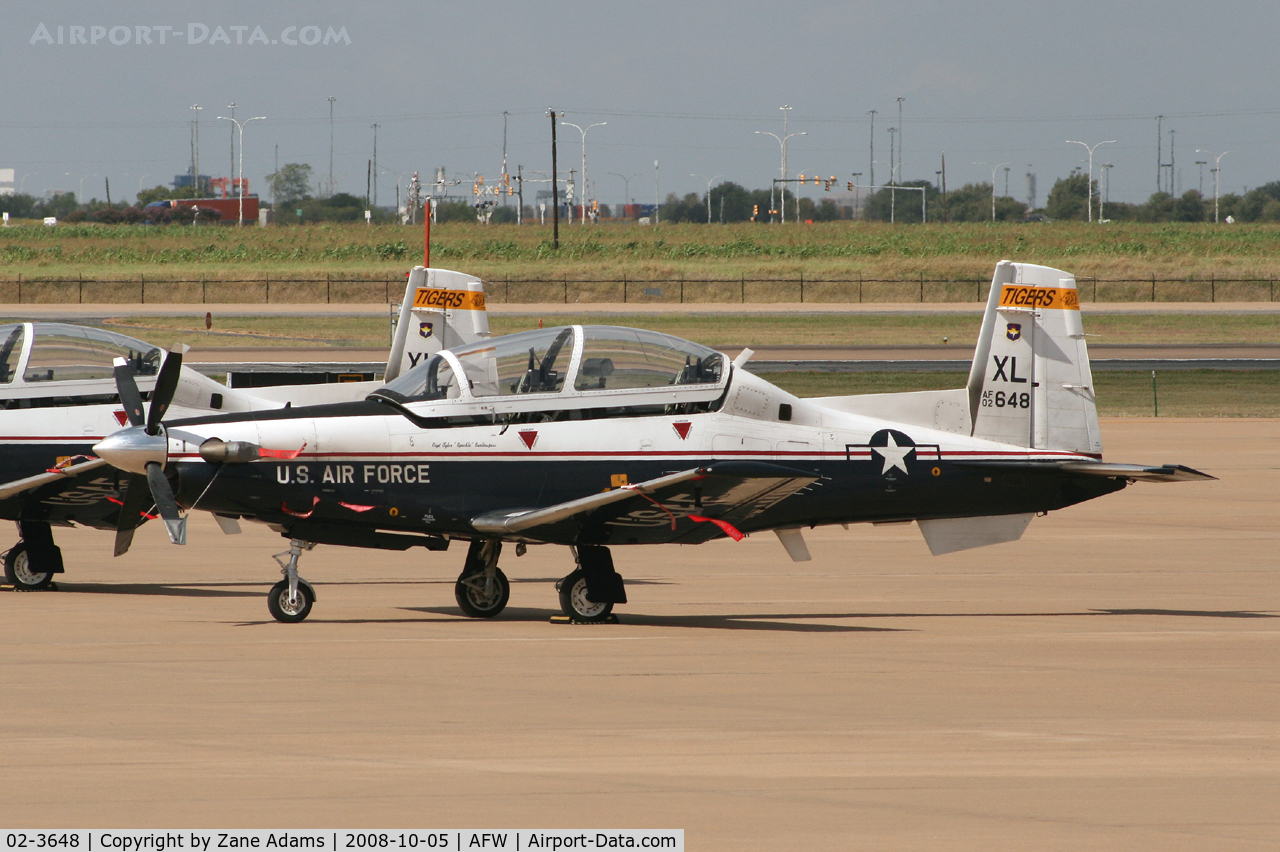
[672,421,692,440]
[518,430,538,449]
[112,410,128,426]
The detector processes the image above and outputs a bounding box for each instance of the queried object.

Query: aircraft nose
[93,426,168,475]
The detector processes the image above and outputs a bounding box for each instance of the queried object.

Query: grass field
[764,370,1280,418]
[63,312,1280,349]
[3,220,1280,286]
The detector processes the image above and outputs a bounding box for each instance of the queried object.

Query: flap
[952,459,1215,483]
[471,461,819,538]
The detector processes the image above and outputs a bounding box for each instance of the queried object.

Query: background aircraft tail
[967,260,1100,455]
[384,267,491,382]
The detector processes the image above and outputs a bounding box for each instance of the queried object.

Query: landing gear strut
[267,538,317,623]
[557,545,625,623]
[4,522,63,591]
[455,539,509,618]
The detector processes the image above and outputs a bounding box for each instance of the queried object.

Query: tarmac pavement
[0,418,1276,848]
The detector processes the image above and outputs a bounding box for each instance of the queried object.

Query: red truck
[145,196,259,223]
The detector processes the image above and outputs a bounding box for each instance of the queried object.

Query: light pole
[218,114,266,225]
[755,107,805,224]
[888,127,897,223]
[974,162,1009,222]
[1003,166,1011,197]
[1196,149,1228,223]
[1065,140,1114,223]
[1195,160,1207,195]
[690,174,724,224]
[851,172,862,220]
[561,120,606,224]
[20,174,36,194]
[371,123,380,207]
[327,96,336,197]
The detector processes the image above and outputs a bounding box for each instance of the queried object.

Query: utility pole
[888,127,897,223]
[895,97,904,183]
[1169,129,1176,196]
[1003,166,1010,198]
[516,164,523,225]
[190,104,202,194]
[867,109,877,190]
[327,95,336,197]
[1195,160,1207,195]
[227,103,236,195]
[940,154,947,223]
[548,109,560,249]
[1100,163,1113,220]
[1197,149,1229,223]
[1155,115,1163,194]
[654,160,659,224]
[371,123,380,206]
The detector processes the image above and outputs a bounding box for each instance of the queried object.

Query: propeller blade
[112,360,146,428]
[145,461,187,546]
[112,472,152,557]
[146,344,188,435]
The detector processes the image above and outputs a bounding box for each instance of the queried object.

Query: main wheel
[267,579,314,623]
[558,568,614,622]
[455,566,510,618]
[4,542,54,591]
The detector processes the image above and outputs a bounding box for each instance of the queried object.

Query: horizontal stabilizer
[952,459,1215,483]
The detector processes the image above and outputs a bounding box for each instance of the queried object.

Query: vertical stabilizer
[384,267,490,382]
[968,261,1100,454]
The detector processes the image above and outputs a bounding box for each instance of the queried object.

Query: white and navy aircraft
[92,260,1212,623]
[0,266,490,589]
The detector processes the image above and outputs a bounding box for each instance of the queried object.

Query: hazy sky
[4,1,1278,208]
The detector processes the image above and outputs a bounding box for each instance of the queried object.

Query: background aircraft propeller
[105,345,190,554]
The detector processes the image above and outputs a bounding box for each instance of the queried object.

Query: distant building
[0,169,13,196]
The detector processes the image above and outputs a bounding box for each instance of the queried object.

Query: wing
[471,461,820,544]
[0,458,111,501]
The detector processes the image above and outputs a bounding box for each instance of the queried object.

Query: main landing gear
[455,539,510,618]
[556,545,626,623]
[267,538,317,623]
[3,522,64,591]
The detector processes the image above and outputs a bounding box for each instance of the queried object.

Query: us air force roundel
[868,428,916,475]
[1006,322,1021,341]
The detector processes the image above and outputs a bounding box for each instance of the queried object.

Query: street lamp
[690,174,724,224]
[974,162,1008,222]
[65,172,96,205]
[755,105,806,223]
[1065,139,1115,223]
[851,172,862,220]
[1195,160,1207,195]
[20,174,36,194]
[610,172,640,212]
[1196,149,1229,223]
[190,104,202,194]
[218,114,266,225]
[561,120,606,224]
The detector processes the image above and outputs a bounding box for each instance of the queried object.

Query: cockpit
[370,325,729,423]
[0,322,164,408]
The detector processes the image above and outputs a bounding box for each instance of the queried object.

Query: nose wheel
[268,539,316,623]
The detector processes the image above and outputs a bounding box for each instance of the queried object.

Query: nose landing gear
[267,538,317,623]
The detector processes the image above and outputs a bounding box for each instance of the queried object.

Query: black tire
[267,579,314,623]
[455,566,510,618]
[558,569,614,622]
[4,542,54,591]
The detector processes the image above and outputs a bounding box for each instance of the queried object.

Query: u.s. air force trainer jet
[91,260,1212,623]
[0,266,489,589]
